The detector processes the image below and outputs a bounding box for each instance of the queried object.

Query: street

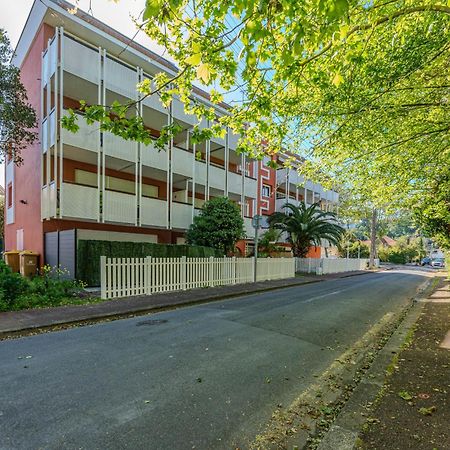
[0,269,429,449]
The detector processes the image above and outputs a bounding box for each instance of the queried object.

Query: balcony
[62,111,99,153]
[172,202,193,229]
[209,164,226,190]
[103,190,137,224]
[41,183,57,219]
[244,217,254,238]
[172,146,193,178]
[141,197,168,228]
[63,35,99,85]
[104,56,138,100]
[60,182,98,220]
[103,132,137,162]
[141,141,167,170]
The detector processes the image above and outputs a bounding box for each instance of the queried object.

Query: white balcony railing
[104,132,137,162]
[171,202,193,229]
[244,217,254,238]
[62,111,99,152]
[63,35,99,84]
[141,197,168,228]
[209,164,226,190]
[141,141,168,170]
[103,190,137,224]
[104,57,138,100]
[61,183,98,220]
[172,147,193,178]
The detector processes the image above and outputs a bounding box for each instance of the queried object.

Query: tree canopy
[268,202,344,257]
[0,30,37,164]
[186,197,244,253]
[64,1,450,245]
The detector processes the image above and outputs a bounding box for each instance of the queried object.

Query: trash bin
[4,250,20,273]
[19,251,40,277]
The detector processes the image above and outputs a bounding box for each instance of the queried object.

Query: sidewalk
[0,270,371,336]
[354,279,450,449]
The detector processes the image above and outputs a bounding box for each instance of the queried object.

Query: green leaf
[332,72,344,86]
[398,391,413,401]
[185,53,202,66]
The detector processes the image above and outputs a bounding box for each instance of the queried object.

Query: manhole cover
[136,319,168,327]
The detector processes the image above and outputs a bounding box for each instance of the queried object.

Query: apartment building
[4,0,338,271]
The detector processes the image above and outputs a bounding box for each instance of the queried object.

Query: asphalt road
[0,269,429,450]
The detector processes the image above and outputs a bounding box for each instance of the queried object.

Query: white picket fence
[100,256,295,299]
[295,257,379,275]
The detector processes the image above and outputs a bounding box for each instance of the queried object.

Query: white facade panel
[104,132,137,162]
[104,190,137,224]
[228,132,239,151]
[171,202,192,229]
[49,109,56,148]
[62,111,99,152]
[61,183,98,220]
[228,171,242,195]
[172,147,193,178]
[195,161,207,185]
[141,197,168,228]
[41,117,48,153]
[141,142,167,170]
[244,217,254,238]
[63,36,98,84]
[245,177,257,198]
[104,57,137,99]
[209,165,226,190]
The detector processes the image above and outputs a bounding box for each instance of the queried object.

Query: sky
[1,0,167,188]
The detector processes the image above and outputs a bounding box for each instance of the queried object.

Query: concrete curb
[0,271,379,339]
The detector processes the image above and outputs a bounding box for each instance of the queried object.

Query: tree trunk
[369,208,377,267]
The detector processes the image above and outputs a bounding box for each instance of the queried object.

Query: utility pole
[252,215,262,282]
[369,208,377,267]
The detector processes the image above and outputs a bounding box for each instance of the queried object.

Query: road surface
[0,269,430,449]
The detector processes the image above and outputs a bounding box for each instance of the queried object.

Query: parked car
[421,257,431,266]
[431,258,445,268]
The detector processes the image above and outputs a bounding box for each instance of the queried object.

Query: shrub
[186,197,245,254]
[0,261,29,311]
[0,263,85,312]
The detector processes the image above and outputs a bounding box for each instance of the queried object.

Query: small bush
[0,261,29,311]
[0,263,86,312]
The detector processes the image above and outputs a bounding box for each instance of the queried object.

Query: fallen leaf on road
[398,391,413,401]
[418,406,436,416]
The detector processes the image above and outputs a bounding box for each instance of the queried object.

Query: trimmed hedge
[77,240,222,286]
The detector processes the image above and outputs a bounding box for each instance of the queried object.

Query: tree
[0,30,37,164]
[268,203,344,257]
[186,197,244,254]
[63,1,450,242]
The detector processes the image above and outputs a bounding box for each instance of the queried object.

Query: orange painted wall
[4,24,55,256]
[305,246,321,258]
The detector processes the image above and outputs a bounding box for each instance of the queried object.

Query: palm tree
[268,203,345,257]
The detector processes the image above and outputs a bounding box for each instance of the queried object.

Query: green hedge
[77,240,222,286]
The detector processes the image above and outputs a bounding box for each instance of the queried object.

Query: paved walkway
[356,279,450,450]
[0,271,372,335]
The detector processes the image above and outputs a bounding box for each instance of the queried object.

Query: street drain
[136,319,168,326]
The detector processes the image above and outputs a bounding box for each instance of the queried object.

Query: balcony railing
[171,202,193,229]
[141,196,168,228]
[103,190,137,224]
[62,110,99,153]
[60,182,98,221]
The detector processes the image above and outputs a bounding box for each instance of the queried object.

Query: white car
[431,258,445,268]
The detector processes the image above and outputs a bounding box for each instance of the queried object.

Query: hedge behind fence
[77,240,222,286]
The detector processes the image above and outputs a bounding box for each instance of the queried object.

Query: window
[7,183,12,208]
[261,185,271,198]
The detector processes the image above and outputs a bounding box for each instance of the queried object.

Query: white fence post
[144,256,151,295]
[100,256,106,299]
